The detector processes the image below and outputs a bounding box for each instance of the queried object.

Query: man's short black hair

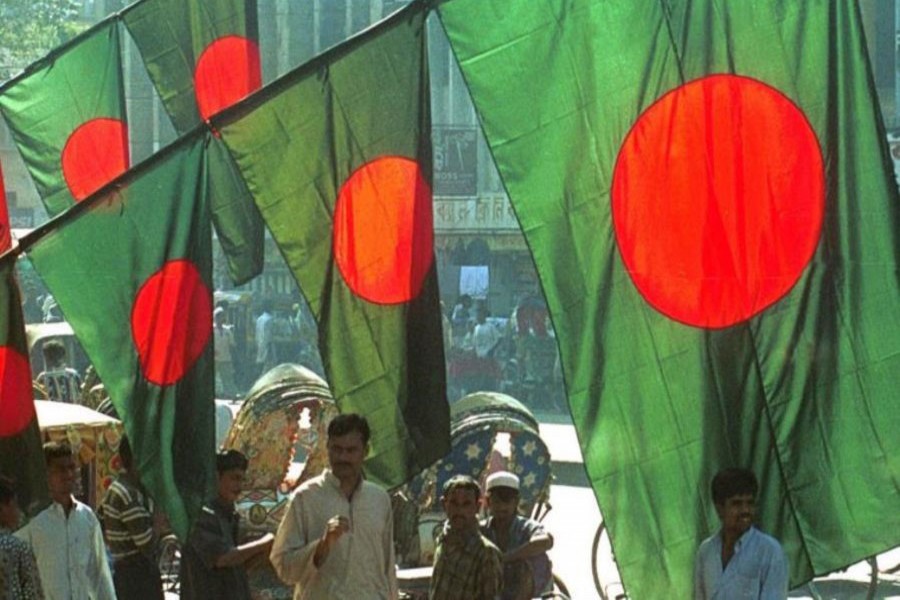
[216,449,248,474]
[327,413,370,445]
[442,474,482,500]
[711,467,758,505]
[118,435,134,471]
[43,441,74,465]
[41,339,67,366]
[0,476,16,504]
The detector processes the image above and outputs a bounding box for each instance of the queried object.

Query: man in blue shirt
[694,468,788,599]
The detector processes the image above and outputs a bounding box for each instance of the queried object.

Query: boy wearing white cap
[481,471,554,600]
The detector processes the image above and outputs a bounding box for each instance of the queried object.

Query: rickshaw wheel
[592,521,627,600]
[541,572,571,599]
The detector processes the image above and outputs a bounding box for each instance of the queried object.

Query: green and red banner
[25,133,217,539]
[123,0,264,285]
[439,0,900,597]
[123,0,261,133]
[215,2,449,488]
[0,20,128,218]
[0,163,48,516]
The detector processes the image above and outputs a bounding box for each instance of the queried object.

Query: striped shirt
[35,368,82,404]
[99,475,156,560]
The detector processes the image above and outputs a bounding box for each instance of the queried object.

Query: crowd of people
[0,410,788,599]
[445,294,564,411]
[0,413,559,600]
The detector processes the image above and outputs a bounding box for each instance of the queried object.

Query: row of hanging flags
[0,0,448,542]
[0,0,898,596]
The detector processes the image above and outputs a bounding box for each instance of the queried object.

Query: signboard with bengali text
[434,196,519,232]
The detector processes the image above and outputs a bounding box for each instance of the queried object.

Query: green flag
[439,0,900,597]
[216,2,449,488]
[0,260,48,517]
[123,0,260,133]
[0,162,48,515]
[0,20,128,217]
[0,159,48,515]
[123,0,264,285]
[206,133,265,286]
[25,133,217,539]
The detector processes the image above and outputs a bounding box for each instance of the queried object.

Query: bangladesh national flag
[0,20,128,218]
[25,133,217,539]
[439,0,900,597]
[0,163,48,516]
[123,0,261,133]
[215,2,449,487]
[123,0,264,285]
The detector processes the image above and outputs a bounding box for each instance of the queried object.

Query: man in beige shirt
[270,413,397,599]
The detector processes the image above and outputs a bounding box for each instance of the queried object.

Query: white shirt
[694,526,788,600]
[16,498,116,600]
[256,311,274,363]
[473,322,500,358]
[214,324,234,363]
[270,470,397,600]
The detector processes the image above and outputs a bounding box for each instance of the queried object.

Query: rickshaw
[217,369,567,598]
[34,400,123,508]
[395,391,569,599]
[26,321,92,385]
[222,363,338,599]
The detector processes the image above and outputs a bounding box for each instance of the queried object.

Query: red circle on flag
[611,74,824,328]
[194,35,262,121]
[131,259,212,386]
[61,117,129,201]
[0,346,35,436]
[333,156,434,304]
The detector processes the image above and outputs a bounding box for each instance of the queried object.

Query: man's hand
[323,515,350,544]
[314,515,350,567]
[244,534,275,570]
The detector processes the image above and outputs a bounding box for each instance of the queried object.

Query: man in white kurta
[16,441,115,600]
[270,414,397,599]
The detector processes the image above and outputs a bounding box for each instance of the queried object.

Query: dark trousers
[113,553,164,600]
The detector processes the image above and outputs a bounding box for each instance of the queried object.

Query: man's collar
[717,524,757,546]
[323,469,363,496]
[210,496,236,515]
[441,521,481,546]
[485,514,516,531]
[50,495,76,513]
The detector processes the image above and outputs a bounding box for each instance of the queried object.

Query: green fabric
[123,0,264,285]
[0,20,126,217]
[0,260,49,517]
[206,135,264,286]
[123,0,259,134]
[438,1,900,598]
[216,3,450,489]
[26,133,217,540]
